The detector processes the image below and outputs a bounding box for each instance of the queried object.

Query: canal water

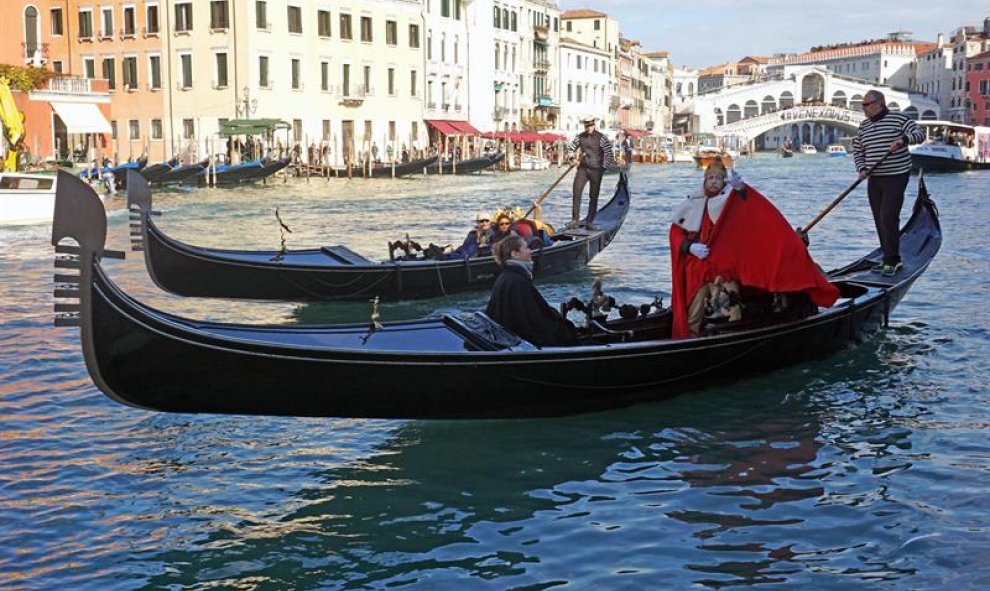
[1,156,987,589]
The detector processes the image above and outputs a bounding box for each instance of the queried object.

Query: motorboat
[909,121,990,172]
[1,171,57,226]
[827,145,847,157]
[800,145,818,154]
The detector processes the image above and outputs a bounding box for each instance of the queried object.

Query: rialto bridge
[688,66,941,148]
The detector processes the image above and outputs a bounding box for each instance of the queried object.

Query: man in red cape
[669,161,839,338]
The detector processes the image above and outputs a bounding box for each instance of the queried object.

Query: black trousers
[572,166,604,224]
[867,172,909,265]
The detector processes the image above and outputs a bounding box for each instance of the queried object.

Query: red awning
[625,129,649,138]
[538,132,566,142]
[426,119,482,136]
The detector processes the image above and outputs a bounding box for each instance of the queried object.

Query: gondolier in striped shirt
[566,116,616,231]
[852,90,925,277]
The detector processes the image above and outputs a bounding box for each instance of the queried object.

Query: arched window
[761,95,776,114]
[744,100,759,119]
[779,91,794,109]
[493,7,500,28]
[903,106,919,120]
[726,104,741,123]
[676,82,682,95]
[921,109,937,120]
[24,6,40,60]
[887,101,900,112]
[831,90,847,108]
[687,82,694,96]
[800,73,825,103]
[850,94,863,111]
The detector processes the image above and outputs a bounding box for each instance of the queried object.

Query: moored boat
[1,171,57,226]
[51,171,941,418]
[195,157,291,185]
[331,156,437,178]
[424,152,504,175]
[693,148,734,169]
[125,168,630,301]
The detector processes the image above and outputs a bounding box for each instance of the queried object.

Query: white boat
[0,172,58,226]
[800,144,818,154]
[827,145,847,157]
[908,121,990,172]
[517,153,550,171]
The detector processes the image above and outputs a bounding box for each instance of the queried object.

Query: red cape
[669,186,839,339]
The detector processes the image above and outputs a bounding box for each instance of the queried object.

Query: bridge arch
[780,91,794,109]
[904,106,918,120]
[888,101,901,112]
[850,94,864,111]
[713,105,866,144]
[801,72,826,103]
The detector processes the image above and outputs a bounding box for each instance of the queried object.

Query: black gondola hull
[133,173,630,301]
[911,153,990,172]
[424,153,504,175]
[331,156,438,178]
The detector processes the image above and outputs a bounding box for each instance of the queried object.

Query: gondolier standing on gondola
[852,90,925,277]
[566,116,616,231]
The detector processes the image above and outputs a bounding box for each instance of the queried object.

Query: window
[388,67,395,96]
[340,14,352,39]
[593,19,600,30]
[455,0,461,20]
[51,8,64,35]
[566,21,571,32]
[111,120,117,139]
[175,2,192,32]
[363,65,371,94]
[182,118,194,139]
[494,7,500,28]
[389,121,396,141]
[255,1,267,29]
[52,60,64,74]
[122,6,136,36]
[122,56,138,89]
[79,9,93,39]
[510,12,516,31]
[259,55,270,87]
[342,63,350,95]
[145,4,159,34]
[318,10,331,37]
[179,53,192,88]
[363,120,371,142]
[100,6,113,38]
[410,70,417,96]
[83,57,95,78]
[291,58,301,90]
[151,118,162,139]
[102,57,116,90]
[322,119,331,141]
[129,119,140,140]
[409,24,419,48]
[215,52,228,88]
[211,1,229,30]
[442,0,450,18]
[287,6,302,34]
[411,121,418,140]
[148,55,161,89]
[24,7,40,58]
[360,16,372,42]
[321,61,330,91]
[386,20,397,45]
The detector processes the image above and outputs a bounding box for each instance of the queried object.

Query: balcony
[493,106,507,121]
[21,42,49,63]
[534,59,550,72]
[338,85,370,106]
[48,77,93,94]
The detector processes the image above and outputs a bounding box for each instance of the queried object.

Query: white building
[643,51,673,134]
[561,10,620,128]
[518,0,561,131]
[422,0,472,141]
[914,35,954,116]
[558,37,611,134]
[672,67,699,135]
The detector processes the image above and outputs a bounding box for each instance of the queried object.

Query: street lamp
[240,86,257,118]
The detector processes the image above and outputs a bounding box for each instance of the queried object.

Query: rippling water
[1,156,988,589]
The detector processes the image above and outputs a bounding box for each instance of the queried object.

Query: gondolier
[567,116,616,231]
[852,90,925,277]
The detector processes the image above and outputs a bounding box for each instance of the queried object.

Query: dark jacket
[485,264,579,347]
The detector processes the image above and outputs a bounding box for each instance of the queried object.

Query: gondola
[124,168,630,301]
[138,158,178,184]
[194,157,291,185]
[52,170,940,419]
[331,156,437,178]
[152,159,209,185]
[80,156,148,189]
[424,152,504,175]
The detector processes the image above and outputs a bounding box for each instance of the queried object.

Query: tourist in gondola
[447,214,492,260]
[566,116,616,231]
[852,89,925,277]
[486,235,579,347]
[490,213,517,243]
[668,160,840,339]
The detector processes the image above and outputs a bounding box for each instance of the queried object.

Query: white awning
[51,101,112,134]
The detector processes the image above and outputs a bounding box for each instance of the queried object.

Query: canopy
[425,119,482,136]
[624,129,650,138]
[480,131,564,143]
[51,102,111,134]
[219,118,288,137]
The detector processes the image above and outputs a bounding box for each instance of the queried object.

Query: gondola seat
[442,312,538,351]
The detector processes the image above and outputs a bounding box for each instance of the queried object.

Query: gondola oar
[799,148,894,235]
[522,155,578,220]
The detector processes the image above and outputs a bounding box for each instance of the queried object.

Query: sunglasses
[499,222,511,226]
[477,219,490,223]
[862,100,877,107]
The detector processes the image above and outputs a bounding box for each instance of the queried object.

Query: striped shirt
[567,131,617,169]
[852,110,924,176]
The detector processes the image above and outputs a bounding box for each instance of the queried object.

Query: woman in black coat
[485,236,579,347]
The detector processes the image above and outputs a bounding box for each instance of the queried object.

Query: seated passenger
[489,213,517,243]
[448,214,492,260]
[668,160,839,338]
[486,235,579,346]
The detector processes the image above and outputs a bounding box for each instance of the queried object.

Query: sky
[560,1,988,68]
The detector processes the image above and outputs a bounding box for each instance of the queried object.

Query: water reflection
[131,342,934,590]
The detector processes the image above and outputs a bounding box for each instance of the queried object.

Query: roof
[561,9,607,19]
[643,51,670,58]
[738,56,770,64]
